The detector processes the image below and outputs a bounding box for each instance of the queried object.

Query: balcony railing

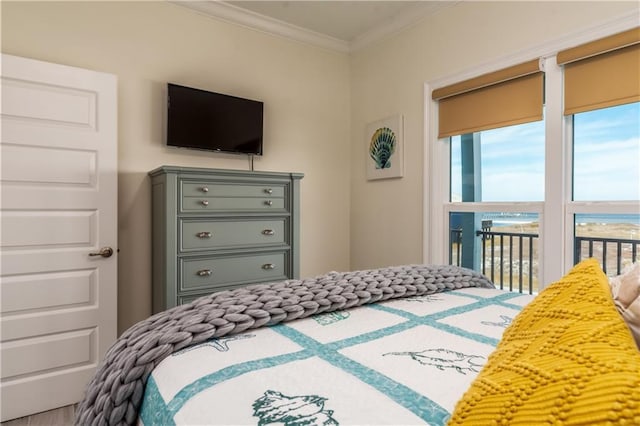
[476,229,538,294]
[574,236,639,275]
[450,229,639,294]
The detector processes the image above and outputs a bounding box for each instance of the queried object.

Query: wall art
[366,114,404,180]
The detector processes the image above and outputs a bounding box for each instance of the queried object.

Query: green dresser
[149,166,303,312]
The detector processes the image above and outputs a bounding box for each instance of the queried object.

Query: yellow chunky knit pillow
[448,258,640,425]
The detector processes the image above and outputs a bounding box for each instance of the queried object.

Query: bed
[75,260,640,425]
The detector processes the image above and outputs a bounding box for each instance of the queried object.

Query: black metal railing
[450,229,640,294]
[476,229,539,294]
[574,236,639,275]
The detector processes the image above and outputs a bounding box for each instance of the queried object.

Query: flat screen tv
[166,83,263,155]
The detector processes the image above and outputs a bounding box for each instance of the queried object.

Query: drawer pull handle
[197,231,212,239]
[264,188,273,195]
[264,200,273,206]
[201,200,209,207]
[200,186,209,193]
[262,229,275,236]
[262,263,275,270]
[197,269,212,277]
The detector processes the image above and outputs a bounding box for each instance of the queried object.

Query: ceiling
[172,1,456,52]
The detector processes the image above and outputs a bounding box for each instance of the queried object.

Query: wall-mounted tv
[166,83,263,156]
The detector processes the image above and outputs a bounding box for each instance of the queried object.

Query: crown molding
[169,1,350,53]
[170,1,457,54]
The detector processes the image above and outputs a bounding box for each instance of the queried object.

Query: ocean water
[574,214,640,226]
[450,212,640,229]
[473,212,640,227]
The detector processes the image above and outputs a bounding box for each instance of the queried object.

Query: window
[572,102,640,202]
[451,120,545,203]
[430,26,640,291]
[571,102,640,275]
[562,28,640,276]
[449,210,540,293]
[433,60,545,293]
[449,121,545,292]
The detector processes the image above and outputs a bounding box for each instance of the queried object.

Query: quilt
[138,287,534,425]
[76,264,499,425]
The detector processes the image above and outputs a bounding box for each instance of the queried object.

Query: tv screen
[166,83,263,155]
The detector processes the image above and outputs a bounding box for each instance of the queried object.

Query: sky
[451,102,640,203]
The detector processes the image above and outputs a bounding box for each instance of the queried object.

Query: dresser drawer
[181,196,285,212]
[182,182,285,198]
[180,252,288,291]
[181,219,286,251]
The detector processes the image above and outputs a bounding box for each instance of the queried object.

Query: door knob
[89,247,114,258]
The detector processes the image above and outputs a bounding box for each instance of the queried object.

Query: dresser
[149,166,303,312]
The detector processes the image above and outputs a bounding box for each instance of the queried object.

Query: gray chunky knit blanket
[75,264,494,425]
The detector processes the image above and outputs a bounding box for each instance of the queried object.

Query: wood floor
[1,405,75,426]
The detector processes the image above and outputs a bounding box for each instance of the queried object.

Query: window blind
[432,59,543,138]
[557,27,640,115]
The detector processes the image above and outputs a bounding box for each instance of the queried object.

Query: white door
[0,54,117,421]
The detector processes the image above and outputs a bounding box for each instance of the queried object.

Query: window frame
[424,16,639,289]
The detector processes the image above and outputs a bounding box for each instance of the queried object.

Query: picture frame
[366,114,404,180]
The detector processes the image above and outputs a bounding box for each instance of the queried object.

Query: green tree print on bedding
[253,390,338,426]
[384,348,484,375]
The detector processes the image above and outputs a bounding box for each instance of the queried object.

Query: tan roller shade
[433,60,543,138]
[557,27,639,65]
[433,59,540,99]
[436,72,543,138]
[558,27,640,115]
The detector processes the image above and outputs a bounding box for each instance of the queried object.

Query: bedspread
[139,287,533,425]
[75,264,497,426]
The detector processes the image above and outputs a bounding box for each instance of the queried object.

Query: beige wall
[349,1,639,270]
[2,1,352,333]
[3,1,638,333]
